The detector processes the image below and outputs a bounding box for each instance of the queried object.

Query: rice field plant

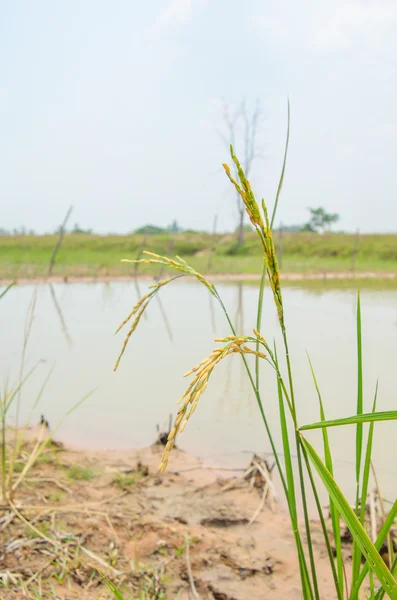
[0,285,94,506]
[0,365,94,506]
[114,108,397,599]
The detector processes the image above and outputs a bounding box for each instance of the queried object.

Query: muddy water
[2,279,397,507]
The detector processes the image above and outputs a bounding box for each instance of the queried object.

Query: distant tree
[71,223,93,235]
[12,226,27,235]
[218,99,264,247]
[241,223,255,233]
[301,222,315,233]
[305,207,340,233]
[135,224,165,235]
[167,219,182,233]
[276,224,303,233]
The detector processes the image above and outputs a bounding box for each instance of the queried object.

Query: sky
[1,0,397,234]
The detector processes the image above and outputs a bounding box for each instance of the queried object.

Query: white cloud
[250,1,397,52]
[146,0,193,40]
[314,2,397,49]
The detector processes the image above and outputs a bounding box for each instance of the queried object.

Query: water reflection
[48,283,72,347]
[2,279,397,507]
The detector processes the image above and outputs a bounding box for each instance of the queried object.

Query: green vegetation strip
[1,232,396,278]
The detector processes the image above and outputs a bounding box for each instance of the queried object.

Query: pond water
[2,279,397,507]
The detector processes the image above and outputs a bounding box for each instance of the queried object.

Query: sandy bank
[0,437,354,599]
[1,270,397,287]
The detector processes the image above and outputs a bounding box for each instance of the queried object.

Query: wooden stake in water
[48,205,73,276]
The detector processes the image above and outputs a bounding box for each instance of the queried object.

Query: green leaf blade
[300,410,397,431]
[301,435,397,599]
[307,353,343,599]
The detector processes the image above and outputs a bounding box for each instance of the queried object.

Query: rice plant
[0,286,95,504]
[114,108,397,599]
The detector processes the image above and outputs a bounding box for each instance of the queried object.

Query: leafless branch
[218,99,264,245]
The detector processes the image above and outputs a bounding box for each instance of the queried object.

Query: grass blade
[0,281,15,300]
[351,382,379,598]
[301,448,343,600]
[11,388,96,494]
[351,498,397,597]
[100,572,125,600]
[372,462,394,578]
[280,331,319,599]
[270,99,290,228]
[274,346,297,520]
[29,363,56,419]
[3,364,38,416]
[301,435,397,599]
[360,384,378,527]
[255,263,266,392]
[300,410,397,431]
[256,98,290,389]
[356,291,363,480]
[377,552,397,600]
[296,440,320,600]
[274,345,314,600]
[352,292,364,588]
[307,353,343,599]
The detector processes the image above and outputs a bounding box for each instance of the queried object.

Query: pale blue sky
[1,0,397,233]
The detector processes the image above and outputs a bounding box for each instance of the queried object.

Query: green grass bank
[1,231,397,280]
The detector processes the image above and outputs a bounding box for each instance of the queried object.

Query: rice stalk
[223,150,284,330]
[307,353,344,599]
[159,336,266,472]
[256,99,290,393]
[113,140,397,598]
[114,261,215,371]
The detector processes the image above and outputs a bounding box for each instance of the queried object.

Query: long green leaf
[100,572,125,600]
[301,446,343,600]
[274,345,314,600]
[275,346,297,522]
[351,498,397,597]
[356,291,363,479]
[352,292,364,587]
[377,552,397,600]
[30,363,56,418]
[307,353,343,599]
[270,99,290,228]
[296,435,319,600]
[0,281,15,300]
[256,98,290,390]
[279,326,319,599]
[300,410,397,431]
[350,382,379,600]
[4,365,37,415]
[255,263,267,392]
[300,435,397,599]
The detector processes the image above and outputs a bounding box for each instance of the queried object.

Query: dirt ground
[2,270,397,287]
[0,439,352,600]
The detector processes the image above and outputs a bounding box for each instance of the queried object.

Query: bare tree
[218,99,264,246]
